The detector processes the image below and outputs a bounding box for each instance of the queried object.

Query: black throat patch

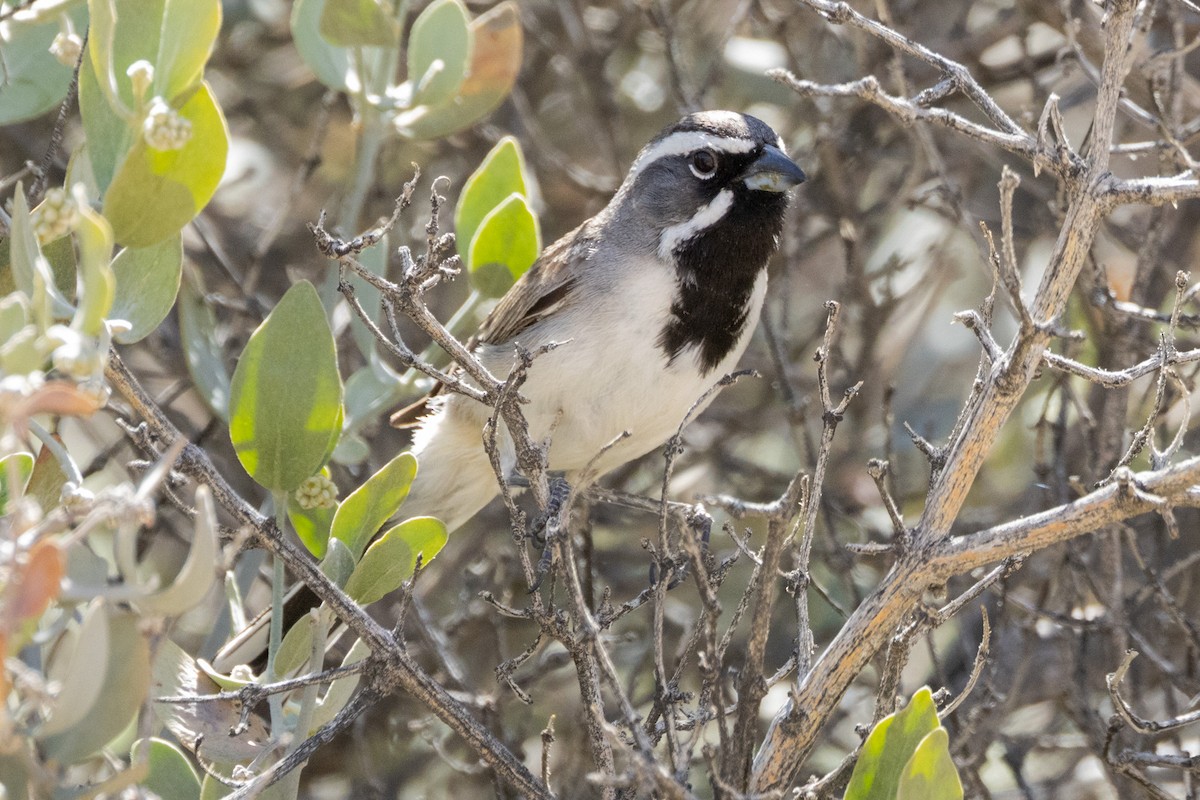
[658,189,788,374]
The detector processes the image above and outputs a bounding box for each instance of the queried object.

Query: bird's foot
[529,475,571,591]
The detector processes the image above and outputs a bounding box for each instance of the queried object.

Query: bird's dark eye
[690,150,717,177]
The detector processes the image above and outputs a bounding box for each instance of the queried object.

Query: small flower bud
[49,32,83,67]
[31,187,77,243]
[127,60,155,103]
[142,97,192,151]
[295,473,339,510]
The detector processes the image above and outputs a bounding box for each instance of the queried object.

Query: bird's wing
[389,223,589,428]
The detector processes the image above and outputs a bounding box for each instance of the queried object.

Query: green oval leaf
[39,609,151,764]
[288,493,337,559]
[109,235,184,343]
[407,0,470,108]
[393,2,522,140]
[343,516,447,605]
[455,136,527,256]
[291,0,353,92]
[38,601,111,738]
[78,50,133,195]
[229,281,343,492]
[178,272,231,420]
[0,8,86,125]
[132,738,201,800]
[896,728,963,800]
[104,81,229,247]
[467,193,540,298]
[319,0,399,47]
[845,686,942,800]
[330,451,417,559]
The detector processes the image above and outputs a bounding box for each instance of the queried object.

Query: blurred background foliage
[3,0,1200,797]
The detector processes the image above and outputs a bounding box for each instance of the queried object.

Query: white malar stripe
[629,131,756,180]
[658,188,734,259]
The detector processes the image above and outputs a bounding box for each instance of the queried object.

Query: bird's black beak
[742,144,806,192]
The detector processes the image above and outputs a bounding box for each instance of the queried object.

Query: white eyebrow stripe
[629,132,757,180]
[658,188,734,260]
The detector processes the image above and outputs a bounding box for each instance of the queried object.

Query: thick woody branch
[751,0,1155,790]
[105,350,552,800]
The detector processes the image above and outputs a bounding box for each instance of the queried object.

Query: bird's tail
[400,402,502,532]
[212,403,498,674]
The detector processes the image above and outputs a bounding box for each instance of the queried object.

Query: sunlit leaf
[330,451,417,559]
[0,452,34,516]
[896,728,963,800]
[467,193,540,298]
[845,687,942,800]
[104,82,229,247]
[344,516,447,604]
[455,137,527,257]
[229,281,343,492]
[70,187,117,337]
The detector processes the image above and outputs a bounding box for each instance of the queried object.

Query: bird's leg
[530,474,571,590]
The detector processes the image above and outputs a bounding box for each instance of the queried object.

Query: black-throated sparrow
[214,112,802,672]
[394,110,805,530]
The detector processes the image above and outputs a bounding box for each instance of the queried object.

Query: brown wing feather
[389,222,591,428]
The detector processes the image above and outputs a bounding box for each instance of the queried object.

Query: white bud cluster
[31,187,77,243]
[143,98,192,151]
[295,473,339,510]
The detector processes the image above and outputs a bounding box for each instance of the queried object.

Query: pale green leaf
[229,281,343,492]
[109,235,184,343]
[344,516,447,605]
[39,609,151,764]
[394,2,522,140]
[37,601,110,738]
[0,7,86,124]
[78,49,132,194]
[407,0,470,107]
[70,187,117,337]
[291,0,353,92]
[178,272,231,420]
[155,0,223,102]
[0,452,34,517]
[132,738,201,800]
[136,484,218,616]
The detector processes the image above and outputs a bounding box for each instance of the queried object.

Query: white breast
[486,264,769,477]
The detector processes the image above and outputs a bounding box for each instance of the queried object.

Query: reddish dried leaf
[7,539,65,629]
